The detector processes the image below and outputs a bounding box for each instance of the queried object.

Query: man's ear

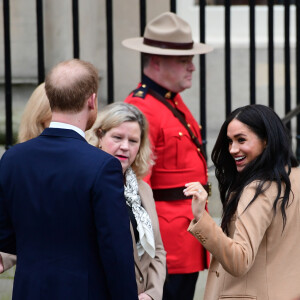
[87,93,97,110]
[151,55,161,70]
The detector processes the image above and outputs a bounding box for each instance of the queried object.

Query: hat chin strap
[143,37,194,50]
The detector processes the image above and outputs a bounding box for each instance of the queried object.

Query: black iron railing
[2,0,300,160]
[3,0,12,149]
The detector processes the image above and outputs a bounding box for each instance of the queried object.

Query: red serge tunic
[125,77,210,274]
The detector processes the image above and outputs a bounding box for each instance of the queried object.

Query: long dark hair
[211,104,299,235]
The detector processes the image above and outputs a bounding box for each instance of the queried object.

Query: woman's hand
[184,182,208,222]
[138,292,152,300]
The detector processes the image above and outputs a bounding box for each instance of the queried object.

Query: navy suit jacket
[0,128,138,300]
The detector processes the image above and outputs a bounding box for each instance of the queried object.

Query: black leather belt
[153,183,211,201]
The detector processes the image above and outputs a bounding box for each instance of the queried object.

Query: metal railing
[2,0,300,160]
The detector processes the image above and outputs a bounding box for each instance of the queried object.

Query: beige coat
[131,180,166,300]
[188,167,300,300]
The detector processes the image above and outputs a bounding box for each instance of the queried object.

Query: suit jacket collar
[41,128,87,143]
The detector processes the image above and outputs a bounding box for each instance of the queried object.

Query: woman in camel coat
[185,105,300,300]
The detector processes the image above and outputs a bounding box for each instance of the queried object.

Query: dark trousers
[162,272,199,300]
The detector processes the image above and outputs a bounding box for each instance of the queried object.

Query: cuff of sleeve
[187,210,208,232]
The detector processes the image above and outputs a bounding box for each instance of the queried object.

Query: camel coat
[188,167,300,300]
[131,180,166,300]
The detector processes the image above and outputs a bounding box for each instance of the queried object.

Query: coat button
[179,132,183,136]
[216,271,219,277]
[139,276,143,283]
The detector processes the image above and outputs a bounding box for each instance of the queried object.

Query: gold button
[197,148,201,152]
[179,132,183,136]
[187,123,191,127]
[142,84,146,88]
[175,101,178,105]
[165,91,172,99]
[135,91,144,97]
[199,125,202,129]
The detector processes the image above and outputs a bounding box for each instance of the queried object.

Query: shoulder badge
[132,84,149,99]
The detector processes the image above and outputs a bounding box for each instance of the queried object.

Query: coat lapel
[130,222,143,271]
[130,181,152,273]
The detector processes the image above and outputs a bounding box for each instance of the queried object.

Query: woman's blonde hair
[86,102,152,179]
[18,83,52,143]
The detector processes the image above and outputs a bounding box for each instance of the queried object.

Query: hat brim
[122,37,213,56]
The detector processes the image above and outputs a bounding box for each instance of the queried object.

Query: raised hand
[184,182,208,222]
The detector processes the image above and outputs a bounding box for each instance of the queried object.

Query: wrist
[195,210,205,222]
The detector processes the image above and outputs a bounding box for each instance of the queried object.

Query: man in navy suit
[0,59,138,299]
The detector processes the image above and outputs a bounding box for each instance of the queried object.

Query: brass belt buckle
[208,182,212,197]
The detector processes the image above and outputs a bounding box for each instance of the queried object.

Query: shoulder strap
[148,89,207,160]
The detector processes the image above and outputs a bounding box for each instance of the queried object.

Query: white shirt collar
[49,122,85,138]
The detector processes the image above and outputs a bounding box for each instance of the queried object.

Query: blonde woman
[18,82,51,143]
[86,102,166,300]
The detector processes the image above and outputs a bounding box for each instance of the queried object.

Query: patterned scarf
[124,167,155,258]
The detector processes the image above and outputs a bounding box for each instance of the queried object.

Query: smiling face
[158,55,195,93]
[100,121,141,174]
[227,119,266,172]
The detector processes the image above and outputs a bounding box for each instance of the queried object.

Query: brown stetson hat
[122,12,213,56]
